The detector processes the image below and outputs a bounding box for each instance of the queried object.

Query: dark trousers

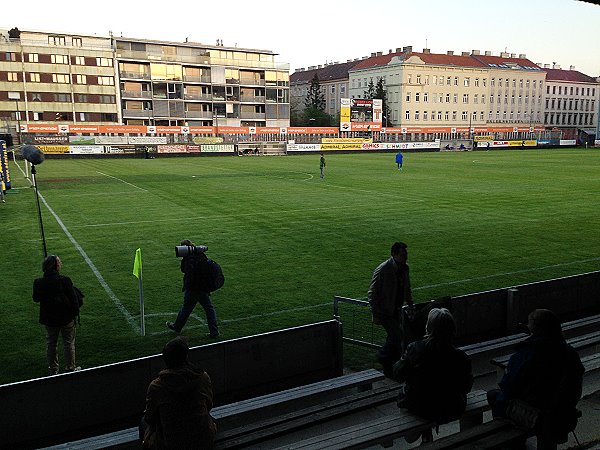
[378,314,404,375]
[173,289,218,335]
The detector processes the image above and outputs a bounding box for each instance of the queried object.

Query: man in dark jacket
[368,242,414,376]
[393,308,473,444]
[167,239,219,336]
[488,309,584,447]
[33,255,80,375]
[142,336,217,449]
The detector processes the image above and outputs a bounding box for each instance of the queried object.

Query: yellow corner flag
[133,248,142,279]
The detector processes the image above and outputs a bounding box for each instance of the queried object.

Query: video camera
[175,245,208,257]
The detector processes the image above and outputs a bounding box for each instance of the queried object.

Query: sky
[3,0,600,77]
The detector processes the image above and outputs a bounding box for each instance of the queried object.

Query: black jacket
[33,271,79,327]
[393,338,473,423]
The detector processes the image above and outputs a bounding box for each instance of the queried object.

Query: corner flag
[132,248,145,336]
[133,248,142,279]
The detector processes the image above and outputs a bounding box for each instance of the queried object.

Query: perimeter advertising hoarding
[70,146,104,154]
[287,141,441,152]
[0,140,11,190]
[340,98,383,132]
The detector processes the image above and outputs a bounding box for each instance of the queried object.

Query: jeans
[45,320,76,374]
[173,290,218,336]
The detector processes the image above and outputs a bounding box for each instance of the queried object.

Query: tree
[304,73,326,111]
[302,106,334,126]
[363,79,376,100]
[374,77,393,127]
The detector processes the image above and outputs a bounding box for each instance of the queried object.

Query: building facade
[0,27,290,143]
[542,65,599,141]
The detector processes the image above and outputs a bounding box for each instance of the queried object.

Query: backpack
[187,255,224,293]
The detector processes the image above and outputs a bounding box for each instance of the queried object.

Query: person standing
[167,239,219,337]
[33,255,81,375]
[393,308,473,444]
[319,153,326,179]
[141,336,217,449]
[368,242,414,376]
[395,150,403,170]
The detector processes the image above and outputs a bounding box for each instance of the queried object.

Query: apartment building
[290,60,357,119]
[0,27,290,142]
[542,65,599,141]
[115,37,290,128]
[0,27,119,140]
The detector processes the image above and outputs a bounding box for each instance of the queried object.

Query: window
[490,95,494,103]
[330,86,335,94]
[54,93,70,102]
[474,94,478,104]
[98,76,114,86]
[463,94,469,103]
[519,79,523,88]
[75,56,85,65]
[52,74,69,83]
[424,75,429,85]
[49,35,66,45]
[79,112,88,121]
[491,78,495,87]
[445,93,450,103]
[576,87,579,95]
[99,95,116,103]
[72,37,82,47]
[498,78,502,87]
[415,93,420,102]
[28,53,38,63]
[438,111,442,120]
[29,73,40,82]
[51,54,69,64]
[488,111,492,120]
[423,93,428,102]
[453,94,458,103]
[5,52,16,61]
[464,77,470,87]
[415,111,420,120]
[526,80,530,89]
[406,92,411,102]
[453,77,458,86]
[452,111,457,120]
[570,87,574,95]
[8,72,18,81]
[511,95,515,104]
[553,86,556,94]
[423,111,428,120]
[405,110,410,120]
[96,57,113,67]
[439,76,444,84]
[475,78,479,87]
[483,78,487,87]
[447,76,451,85]
[75,74,87,84]
[480,111,484,121]
[407,74,412,84]
[431,111,436,121]
[462,111,467,120]
[416,74,421,84]
[33,112,41,121]
[31,93,42,101]
[77,94,88,102]
[481,95,485,104]
[445,111,449,120]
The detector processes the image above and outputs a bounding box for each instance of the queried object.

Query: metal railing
[333,296,379,349]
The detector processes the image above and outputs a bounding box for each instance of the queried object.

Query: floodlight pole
[31,165,48,257]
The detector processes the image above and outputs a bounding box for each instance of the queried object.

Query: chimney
[461,51,469,56]
[317,65,322,69]
[423,48,431,54]
[500,52,509,58]
[570,65,575,71]
[510,53,516,58]
[544,64,550,69]
[519,54,526,58]
[555,64,561,69]
[376,51,382,56]
[388,49,393,54]
[447,50,454,56]
[403,46,412,52]
[371,52,376,57]
[396,48,402,53]
[308,66,316,70]
[485,50,492,56]
[471,50,480,55]
[295,68,305,72]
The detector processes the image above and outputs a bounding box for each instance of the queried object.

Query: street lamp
[7,92,21,145]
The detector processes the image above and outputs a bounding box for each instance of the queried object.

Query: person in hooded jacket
[141,336,217,449]
[32,255,80,375]
[487,309,584,448]
[392,308,473,444]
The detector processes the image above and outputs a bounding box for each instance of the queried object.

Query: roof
[470,54,542,71]
[544,68,598,83]
[290,60,359,84]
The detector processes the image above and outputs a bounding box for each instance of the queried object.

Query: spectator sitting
[487,309,584,448]
[392,308,473,444]
[141,336,217,449]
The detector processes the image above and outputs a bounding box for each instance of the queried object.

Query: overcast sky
[3,0,599,76]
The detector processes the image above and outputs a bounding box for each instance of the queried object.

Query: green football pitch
[2,148,599,383]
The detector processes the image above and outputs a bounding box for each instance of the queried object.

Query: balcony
[240,112,266,120]
[185,110,213,119]
[120,71,151,80]
[240,79,266,86]
[240,95,265,103]
[183,75,212,83]
[121,90,152,99]
[184,93,212,101]
[116,49,211,65]
[123,109,153,118]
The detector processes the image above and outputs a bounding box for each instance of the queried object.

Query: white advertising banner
[560,139,577,146]
[70,145,105,154]
[96,136,129,145]
[128,136,168,144]
[287,144,322,152]
[201,144,235,153]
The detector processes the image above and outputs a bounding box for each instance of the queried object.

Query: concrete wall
[0,320,342,448]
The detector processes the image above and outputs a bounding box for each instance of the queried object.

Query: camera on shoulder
[175,245,208,258]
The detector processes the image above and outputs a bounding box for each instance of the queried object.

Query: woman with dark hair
[488,309,584,448]
[392,308,473,444]
[32,255,80,375]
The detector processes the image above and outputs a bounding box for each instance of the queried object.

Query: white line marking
[96,171,148,192]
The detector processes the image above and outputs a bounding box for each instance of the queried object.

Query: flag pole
[133,248,145,336]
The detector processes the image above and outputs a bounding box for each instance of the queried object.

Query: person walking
[33,255,81,375]
[368,242,414,377]
[141,336,217,449]
[319,153,326,179]
[167,239,219,337]
[395,150,403,170]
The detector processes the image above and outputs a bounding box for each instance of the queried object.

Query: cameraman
[167,239,219,337]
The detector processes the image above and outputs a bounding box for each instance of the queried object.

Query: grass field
[2,148,600,384]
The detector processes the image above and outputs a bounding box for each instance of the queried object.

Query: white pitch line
[96,171,148,192]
